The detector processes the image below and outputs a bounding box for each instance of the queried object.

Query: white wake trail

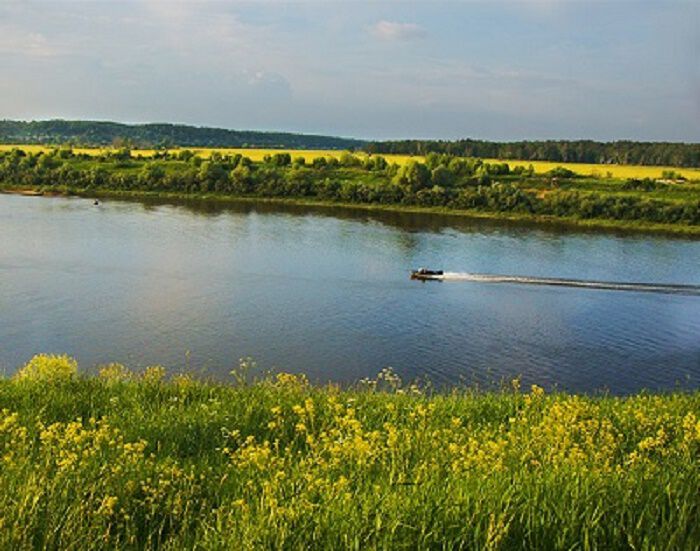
[437,272,700,296]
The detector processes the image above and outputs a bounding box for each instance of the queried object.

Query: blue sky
[1,0,698,141]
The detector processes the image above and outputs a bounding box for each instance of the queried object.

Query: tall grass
[1,355,699,549]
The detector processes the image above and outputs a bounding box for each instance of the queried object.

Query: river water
[1,194,698,393]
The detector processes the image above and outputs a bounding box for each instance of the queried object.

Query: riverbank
[2,146,699,237]
[2,354,699,549]
[3,184,700,237]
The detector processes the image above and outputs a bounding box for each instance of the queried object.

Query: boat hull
[410,270,443,281]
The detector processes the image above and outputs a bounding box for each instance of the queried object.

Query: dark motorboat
[410,268,444,280]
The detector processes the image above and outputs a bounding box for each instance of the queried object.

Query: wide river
[2,194,699,393]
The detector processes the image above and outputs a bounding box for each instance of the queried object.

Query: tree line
[366,139,700,168]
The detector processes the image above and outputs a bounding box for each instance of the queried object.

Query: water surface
[1,194,698,393]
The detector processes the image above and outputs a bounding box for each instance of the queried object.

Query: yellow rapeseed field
[481,158,700,181]
[1,144,699,180]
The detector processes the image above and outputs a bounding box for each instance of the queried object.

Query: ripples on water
[1,194,699,394]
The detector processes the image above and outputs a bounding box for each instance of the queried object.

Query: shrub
[548,166,577,178]
[15,354,78,382]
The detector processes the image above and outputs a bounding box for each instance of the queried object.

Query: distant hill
[0,120,366,150]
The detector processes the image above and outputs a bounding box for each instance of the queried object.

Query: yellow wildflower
[15,354,77,382]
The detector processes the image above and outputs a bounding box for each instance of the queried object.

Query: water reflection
[102,195,696,241]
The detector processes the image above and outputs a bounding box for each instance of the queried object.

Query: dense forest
[1,148,698,232]
[366,139,700,168]
[0,120,365,150]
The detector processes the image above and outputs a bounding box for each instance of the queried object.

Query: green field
[1,354,699,549]
[1,144,699,180]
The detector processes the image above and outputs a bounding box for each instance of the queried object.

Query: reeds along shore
[1,354,699,549]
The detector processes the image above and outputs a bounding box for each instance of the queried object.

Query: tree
[230,164,253,193]
[394,161,431,192]
[339,152,362,167]
[431,166,456,187]
[312,156,327,169]
[139,163,166,186]
[198,161,228,191]
[271,153,291,166]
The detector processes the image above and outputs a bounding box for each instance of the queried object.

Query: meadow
[1,144,699,181]
[1,354,699,549]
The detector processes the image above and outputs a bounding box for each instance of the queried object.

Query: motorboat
[410,268,444,280]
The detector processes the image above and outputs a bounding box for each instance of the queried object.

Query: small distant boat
[94,199,100,205]
[410,268,444,280]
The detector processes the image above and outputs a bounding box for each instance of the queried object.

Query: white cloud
[370,20,426,41]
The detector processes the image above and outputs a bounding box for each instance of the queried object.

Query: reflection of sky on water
[1,194,698,393]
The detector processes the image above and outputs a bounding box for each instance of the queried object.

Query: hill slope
[0,119,366,150]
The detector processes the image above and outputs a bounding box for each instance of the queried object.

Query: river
[1,194,698,393]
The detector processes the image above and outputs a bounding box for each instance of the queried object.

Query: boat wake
[438,272,700,296]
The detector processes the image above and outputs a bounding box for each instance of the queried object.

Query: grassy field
[1,354,699,549]
[2,144,699,180]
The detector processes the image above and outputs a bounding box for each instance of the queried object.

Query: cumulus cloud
[370,20,426,41]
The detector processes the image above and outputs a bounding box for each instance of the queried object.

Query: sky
[0,0,698,141]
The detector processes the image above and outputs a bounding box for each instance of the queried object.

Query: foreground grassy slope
[1,144,700,180]
[2,355,699,549]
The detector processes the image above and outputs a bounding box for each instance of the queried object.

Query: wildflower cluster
[15,353,77,382]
